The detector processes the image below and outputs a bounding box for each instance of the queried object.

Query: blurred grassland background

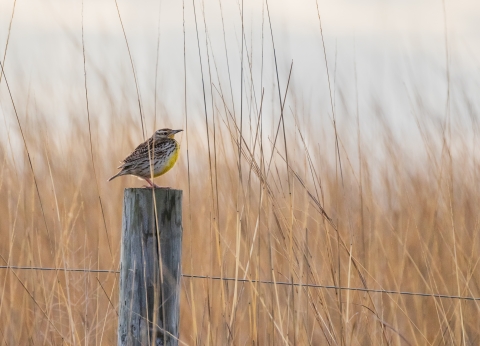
[1,0,480,344]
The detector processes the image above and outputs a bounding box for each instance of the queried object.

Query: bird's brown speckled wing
[120,138,152,164]
[118,137,173,168]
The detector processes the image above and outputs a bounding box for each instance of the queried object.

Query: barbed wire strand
[1,266,478,301]
[182,274,480,301]
[0,266,118,274]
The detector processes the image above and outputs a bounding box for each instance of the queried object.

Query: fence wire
[0,265,479,301]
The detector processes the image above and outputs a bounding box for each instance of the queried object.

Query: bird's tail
[108,171,124,182]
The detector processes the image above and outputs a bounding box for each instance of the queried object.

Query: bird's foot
[143,178,169,189]
[143,185,155,189]
[143,185,170,189]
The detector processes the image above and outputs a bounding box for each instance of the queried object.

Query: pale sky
[1,0,480,154]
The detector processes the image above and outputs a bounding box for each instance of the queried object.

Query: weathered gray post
[118,188,182,346]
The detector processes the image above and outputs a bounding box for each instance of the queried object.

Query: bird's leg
[143,178,162,189]
[143,178,155,189]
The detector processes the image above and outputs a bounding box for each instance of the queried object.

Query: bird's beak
[173,129,183,134]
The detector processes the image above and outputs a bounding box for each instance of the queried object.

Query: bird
[108,128,183,188]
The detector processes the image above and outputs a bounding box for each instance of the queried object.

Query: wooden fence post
[118,188,182,346]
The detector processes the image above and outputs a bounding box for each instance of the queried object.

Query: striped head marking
[154,128,183,139]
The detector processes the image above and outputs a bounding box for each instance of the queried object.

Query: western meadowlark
[108,128,182,188]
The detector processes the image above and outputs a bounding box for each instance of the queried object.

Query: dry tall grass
[2,83,480,345]
[1,2,480,345]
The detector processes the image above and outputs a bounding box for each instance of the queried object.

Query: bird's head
[154,128,183,139]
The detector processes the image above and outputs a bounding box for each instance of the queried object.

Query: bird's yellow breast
[154,143,180,177]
